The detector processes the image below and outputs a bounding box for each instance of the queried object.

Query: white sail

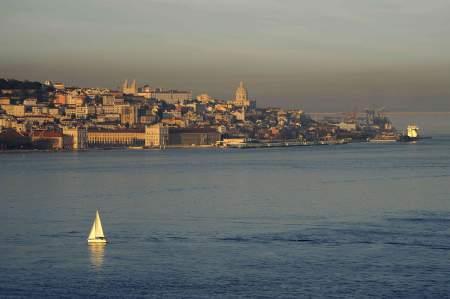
[88,221,96,240]
[94,210,105,238]
[88,210,106,242]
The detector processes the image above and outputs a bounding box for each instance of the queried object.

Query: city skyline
[1,0,450,111]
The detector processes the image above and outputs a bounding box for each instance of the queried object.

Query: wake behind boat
[87,210,108,244]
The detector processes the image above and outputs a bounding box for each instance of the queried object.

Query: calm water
[1,138,450,298]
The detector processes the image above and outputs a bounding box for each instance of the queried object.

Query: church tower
[122,80,128,93]
[130,80,136,94]
[122,79,137,95]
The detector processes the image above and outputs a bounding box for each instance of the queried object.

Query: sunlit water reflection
[88,244,105,269]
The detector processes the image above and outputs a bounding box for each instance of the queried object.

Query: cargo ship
[399,125,431,142]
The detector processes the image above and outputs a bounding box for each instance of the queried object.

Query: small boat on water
[87,210,108,244]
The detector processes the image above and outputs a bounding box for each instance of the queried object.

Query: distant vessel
[87,210,108,244]
[399,125,430,142]
[368,132,398,143]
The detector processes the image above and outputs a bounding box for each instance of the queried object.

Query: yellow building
[63,127,88,150]
[88,129,145,147]
[145,123,168,147]
[66,94,85,106]
[1,104,26,117]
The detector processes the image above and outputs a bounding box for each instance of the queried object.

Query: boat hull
[368,139,397,143]
[88,239,108,244]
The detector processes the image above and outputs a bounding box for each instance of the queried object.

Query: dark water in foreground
[1,138,450,298]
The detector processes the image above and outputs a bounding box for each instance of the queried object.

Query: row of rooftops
[5,126,216,136]
[87,127,218,134]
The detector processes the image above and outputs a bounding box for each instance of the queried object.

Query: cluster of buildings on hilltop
[0,77,398,150]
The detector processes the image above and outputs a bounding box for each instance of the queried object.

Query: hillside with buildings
[0,78,396,150]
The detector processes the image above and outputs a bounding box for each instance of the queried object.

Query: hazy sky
[1,0,450,111]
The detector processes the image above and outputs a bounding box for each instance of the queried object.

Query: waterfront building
[0,128,31,149]
[87,128,145,147]
[145,123,169,147]
[168,127,220,146]
[63,127,88,150]
[31,130,72,150]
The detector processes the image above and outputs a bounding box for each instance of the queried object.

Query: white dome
[235,81,248,102]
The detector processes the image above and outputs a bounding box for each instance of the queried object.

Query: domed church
[234,81,250,108]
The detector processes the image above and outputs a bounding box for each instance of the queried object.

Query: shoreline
[2,137,444,153]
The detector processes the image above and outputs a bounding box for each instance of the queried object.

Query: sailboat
[87,210,108,244]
